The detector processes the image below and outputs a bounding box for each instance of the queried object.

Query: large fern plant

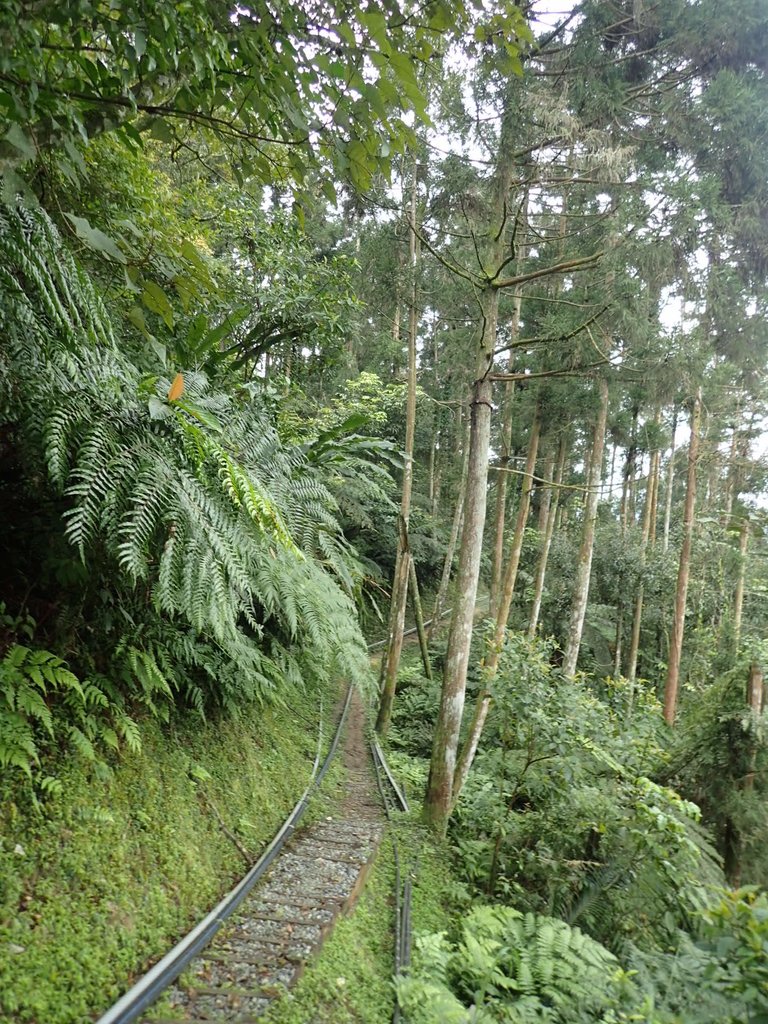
[0,200,372,754]
[396,904,635,1023]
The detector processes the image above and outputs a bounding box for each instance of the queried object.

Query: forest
[2,1,768,1022]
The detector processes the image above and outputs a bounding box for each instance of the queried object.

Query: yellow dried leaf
[167,372,184,402]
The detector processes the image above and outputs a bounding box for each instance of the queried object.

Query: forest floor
[143,690,386,1022]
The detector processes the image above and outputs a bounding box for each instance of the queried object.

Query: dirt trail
[144,689,383,1023]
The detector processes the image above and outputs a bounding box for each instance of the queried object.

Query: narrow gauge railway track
[370,736,412,1024]
[96,685,412,1024]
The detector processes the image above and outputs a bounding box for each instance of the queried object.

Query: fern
[0,644,140,778]
[1,199,376,729]
[397,904,635,1024]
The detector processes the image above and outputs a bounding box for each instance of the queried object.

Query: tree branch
[491,251,604,289]
[493,305,610,357]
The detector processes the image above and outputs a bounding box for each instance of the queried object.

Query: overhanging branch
[491,250,604,289]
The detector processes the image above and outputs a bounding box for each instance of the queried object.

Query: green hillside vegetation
[0,688,335,1024]
[3,1,768,1022]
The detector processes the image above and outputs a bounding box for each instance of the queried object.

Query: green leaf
[127,305,152,339]
[175,400,224,433]
[141,280,175,328]
[149,118,174,143]
[63,213,127,264]
[3,124,36,161]
[148,396,171,420]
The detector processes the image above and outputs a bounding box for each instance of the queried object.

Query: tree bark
[409,554,432,680]
[424,373,494,832]
[563,378,610,677]
[528,434,567,638]
[626,412,662,686]
[733,518,749,649]
[488,374,515,619]
[492,403,542,643]
[662,408,678,554]
[489,193,528,619]
[663,389,702,725]
[428,421,469,643]
[451,403,541,807]
[536,450,556,534]
[376,167,420,737]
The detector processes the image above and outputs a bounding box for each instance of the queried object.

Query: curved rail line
[97,684,414,1024]
[97,685,353,1024]
[370,736,412,1024]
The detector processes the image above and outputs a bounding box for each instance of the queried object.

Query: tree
[0,0,492,196]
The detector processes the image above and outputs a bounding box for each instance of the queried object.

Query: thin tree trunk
[733,519,749,650]
[376,167,420,737]
[724,415,741,521]
[451,404,541,806]
[428,422,469,643]
[528,434,567,638]
[613,609,624,677]
[424,83,522,833]
[488,375,515,619]
[428,442,436,512]
[627,430,661,689]
[489,195,528,618]
[424,372,494,832]
[409,554,432,680]
[488,389,511,617]
[619,407,638,532]
[492,403,542,641]
[648,437,661,546]
[732,663,765,884]
[537,450,555,534]
[663,389,702,725]
[662,408,678,553]
[563,378,610,677]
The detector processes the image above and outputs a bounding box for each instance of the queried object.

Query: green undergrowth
[0,684,337,1024]
[265,792,458,1024]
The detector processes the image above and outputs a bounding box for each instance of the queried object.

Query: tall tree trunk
[619,406,638,532]
[733,518,750,649]
[424,81,523,833]
[451,404,541,807]
[626,416,661,688]
[489,194,528,618]
[488,373,515,619]
[528,434,567,638]
[492,403,542,641]
[730,663,765,885]
[662,408,678,554]
[536,450,556,534]
[428,422,469,643]
[563,378,610,677]
[427,441,436,513]
[424,371,494,831]
[409,554,432,680]
[724,413,741,521]
[663,389,702,725]
[376,168,420,737]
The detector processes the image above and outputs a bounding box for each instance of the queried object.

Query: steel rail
[371,735,409,813]
[369,737,413,1024]
[96,684,353,1024]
